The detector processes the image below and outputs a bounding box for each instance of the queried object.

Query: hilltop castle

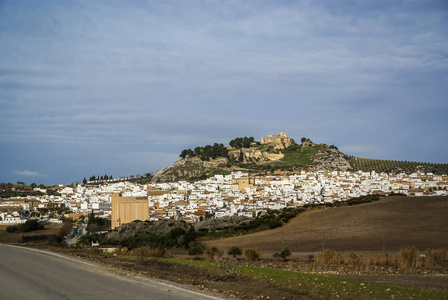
[261,132,296,149]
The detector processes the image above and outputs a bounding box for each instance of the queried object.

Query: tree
[229,137,254,149]
[188,242,205,259]
[301,137,306,143]
[180,149,189,158]
[194,146,202,156]
[18,219,44,232]
[227,246,242,258]
[273,247,291,262]
[238,151,244,162]
[242,136,254,148]
[82,178,87,185]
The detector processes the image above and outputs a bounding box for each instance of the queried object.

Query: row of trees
[179,136,256,160]
[179,143,229,160]
[229,136,255,149]
[84,174,113,184]
[350,157,448,174]
[6,219,44,233]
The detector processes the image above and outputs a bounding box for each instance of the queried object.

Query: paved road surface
[0,244,225,300]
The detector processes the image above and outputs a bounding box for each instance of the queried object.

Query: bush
[188,242,205,259]
[6,226,18,233]
[227,246,242,258]
[315,249,336,265]
[204,246,224,262]
[19,219,45,232]
[398,247,418,269]
[132,246,165,264]
[21,235,50,242]
[307,254,314,263]
[113,247,129,256]
[273,247,291,262]
[343,251,359,266]
[424,248,447,268]
[243,248,260,262]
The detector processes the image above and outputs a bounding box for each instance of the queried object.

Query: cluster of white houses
[1,170,447,228]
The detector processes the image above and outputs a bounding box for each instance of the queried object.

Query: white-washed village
[1,170,447,229]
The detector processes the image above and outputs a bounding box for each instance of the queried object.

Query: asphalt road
[0,244,225,300]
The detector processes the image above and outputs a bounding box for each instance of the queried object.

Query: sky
[1,0,447,186]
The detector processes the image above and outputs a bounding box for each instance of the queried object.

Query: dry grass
[312,247,447,270]
[243,248,260,262]
[204,246,223,262]
[131,246,165,264]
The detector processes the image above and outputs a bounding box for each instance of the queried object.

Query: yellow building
[111,193,148,229]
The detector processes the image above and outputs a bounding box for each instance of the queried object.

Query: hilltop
[203,195,448,253]
[152,133,352,182]
[152,132,448,182]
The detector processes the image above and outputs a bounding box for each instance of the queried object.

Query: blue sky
[1,0,447,185]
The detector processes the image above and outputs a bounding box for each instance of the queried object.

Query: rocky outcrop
[104,219,191,240]
[313,147,352,171]
[105,217,251,240]
[152,156,229,182]
[193,215,250,231]
[301,138,316,149]
[296,138,352,171]
[228,148,284,163]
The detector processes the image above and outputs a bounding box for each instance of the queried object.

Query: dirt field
[0,224,62,243]
[203,196,448,254]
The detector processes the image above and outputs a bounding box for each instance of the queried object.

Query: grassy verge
[163,258,447,300]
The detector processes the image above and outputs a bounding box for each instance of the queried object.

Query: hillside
[152,135,353,182]
[203,196,448,253]
[349,157,448,175]
[152,133,448,182]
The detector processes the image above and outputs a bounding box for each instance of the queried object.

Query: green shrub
[188,242,205,258]
[227,246,242,258]
[273,247,291,261]
[6,226,18,233]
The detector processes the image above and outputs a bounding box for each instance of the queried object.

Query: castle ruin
[261,132,296,149]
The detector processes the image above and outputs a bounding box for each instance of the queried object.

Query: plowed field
[204,196,448,254]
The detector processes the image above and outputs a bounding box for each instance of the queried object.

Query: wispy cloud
[13,170,45,177]
[0,1,447,184]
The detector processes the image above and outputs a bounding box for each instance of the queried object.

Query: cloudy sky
[1,0,447,185]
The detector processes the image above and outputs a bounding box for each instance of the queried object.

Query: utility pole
[322,231,325,251]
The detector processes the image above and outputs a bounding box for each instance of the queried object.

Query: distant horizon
[1,1,447,186]
[3,133,448,187]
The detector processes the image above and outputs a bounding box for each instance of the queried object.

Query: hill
[152,133,448,182]
[152,135,353,182]
[203,196,448,253]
